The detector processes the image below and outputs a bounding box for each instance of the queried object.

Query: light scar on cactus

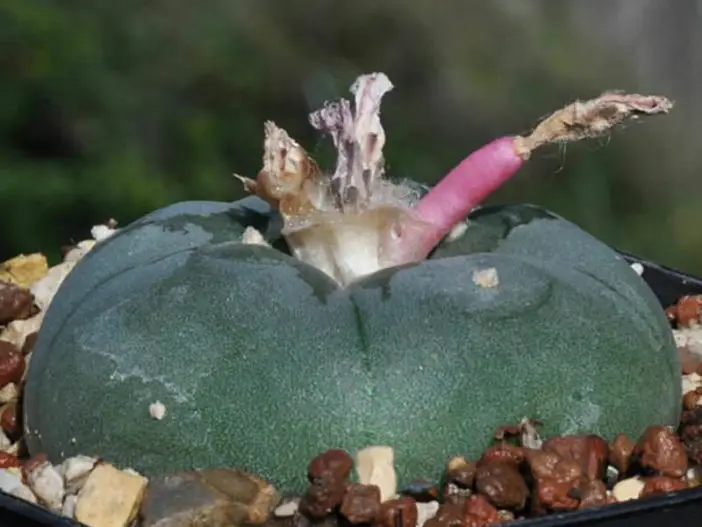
[235,72,673,287]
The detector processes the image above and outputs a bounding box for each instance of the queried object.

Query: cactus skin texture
[23,198,680,493]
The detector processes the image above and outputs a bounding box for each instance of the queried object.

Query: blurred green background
[2,0,701,273]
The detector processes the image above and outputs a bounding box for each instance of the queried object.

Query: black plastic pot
[1,250,701,527]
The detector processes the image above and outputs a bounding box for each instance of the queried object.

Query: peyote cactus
[24,73,680,492]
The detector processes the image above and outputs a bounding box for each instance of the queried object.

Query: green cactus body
[23,198,680,492]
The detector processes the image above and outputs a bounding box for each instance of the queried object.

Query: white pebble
[0,468,22,493]
[416,501,440,527]
[0,383,18,405]
[90,225,118,242]
[686,466,702,486]
[63,240,96,263]
[446,222,468,242]
[612,477,644,502]
[61,455,98,482]
[0,314,43,349]
[26,461,65,511]
[61,456,98,495]
[10,483,38,504]
[149,401,166,420]
[520,417,542,450]
[676,327,702,354]
[683,373,702,395]
[630,262,644,276]
[242,227,269,246]
[30,263,76,311]
[355,446,397,502]
[605,465,620,486]
[62,494,78,518]
[472,268,499,288]
[274,498,300,517]
[0,430,11,452]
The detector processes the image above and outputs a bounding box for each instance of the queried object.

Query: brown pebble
[640,476,687,497]
[442,482,472,502]
[525,449,583,513]
[424,500,464,527]
[0,343,25,389]
[0,452,19,469]
[525,449,567,480]
[341,483,381,524]
[676,295,702,327]
[681,357,701,375]
[679,408,702,465]
[474,462,529,510]
[533,476,582,513]
[609,433,636,474]
[684,391,701,411]
[374,496,418,527]
[21,332,39,356]
[0,282,35,326]
[308,449,354,482]
[577,479,608,509]
[463,494,502,527]
[478,443,524,468]
[635,426,688,478]
[679,346,702,375]
[299,477,347,519]
[445,456,476,489]
[542,435,609,480]
[1,402,18,438]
